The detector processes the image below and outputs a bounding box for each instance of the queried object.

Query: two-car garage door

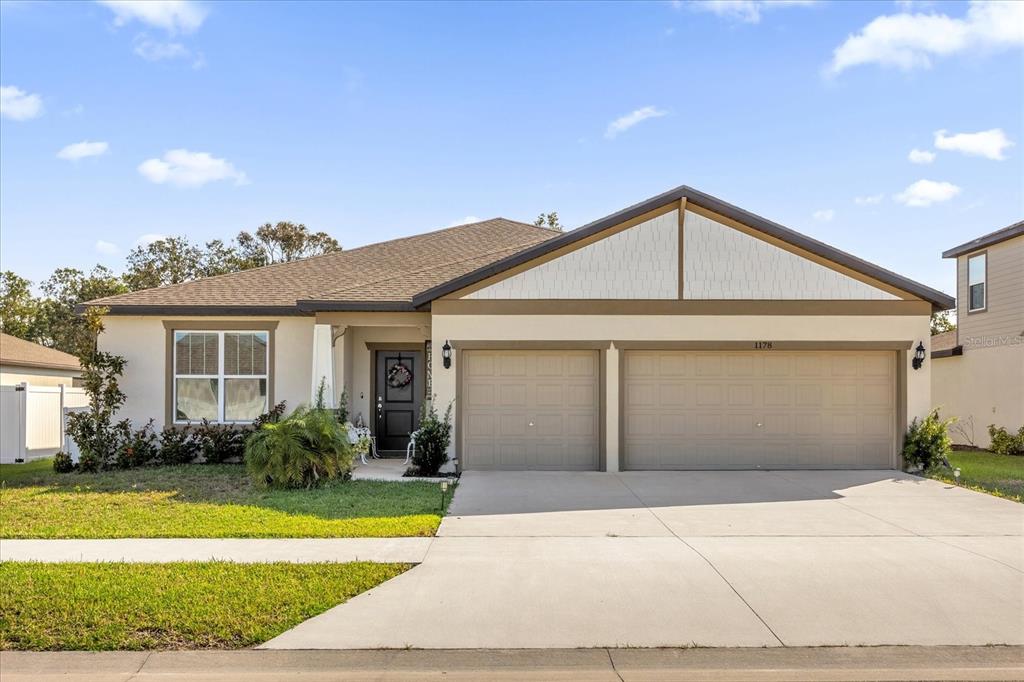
[459,348,896,471]
[623,350,896,470]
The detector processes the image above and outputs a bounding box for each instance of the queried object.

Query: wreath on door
[386,362,413,389]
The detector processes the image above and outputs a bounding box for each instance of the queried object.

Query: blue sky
[1,0,1021,296]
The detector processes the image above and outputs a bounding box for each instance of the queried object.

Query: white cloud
[934,128,1014,160]
[446,216,481,228]
[827,0,1024,75]
[0,85,43,120]
[57,140,109,161]
[854,193,885,205]
[812,209,835,222]
[605,106,667,139]
[908,148,936,164]
[893,179,961,207]
[133,36,188,60]
[135,233,167,246]
[687,0,816,24]
[95,240,119,256]
[97,0,207,34]
[137,149,248,188]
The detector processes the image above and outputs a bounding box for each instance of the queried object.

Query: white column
[311,323,335,408]
[605,344,620,472]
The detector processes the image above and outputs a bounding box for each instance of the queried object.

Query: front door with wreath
[374,349,423,453]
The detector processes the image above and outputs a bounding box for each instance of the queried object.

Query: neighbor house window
[173,330,269,423]
[968,253,986,312]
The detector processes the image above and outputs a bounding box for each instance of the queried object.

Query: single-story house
[0,333,81,387]
[84,185,954,471]
[931,220,1024,448]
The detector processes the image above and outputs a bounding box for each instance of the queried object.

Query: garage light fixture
[912,342,926,370]
[442,340,452,369]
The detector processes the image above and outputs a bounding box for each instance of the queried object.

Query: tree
[533,212,563,231]
[234,221,341,266]
[0,271,40,340]
[930,310,956,336]
[123,237,207,291]
[36,266,127,358]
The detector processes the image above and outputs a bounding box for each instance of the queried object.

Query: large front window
[174,330,268,423]
[968,253,986,312]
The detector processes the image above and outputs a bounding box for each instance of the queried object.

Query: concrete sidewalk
[0,538,431,564]
[3,647,1022,681]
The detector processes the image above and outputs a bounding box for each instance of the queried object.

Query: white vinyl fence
[0,383,89,463]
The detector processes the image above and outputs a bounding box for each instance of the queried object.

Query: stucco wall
[99,315,315,429]
[932,344,1024,448]
[431,313,932,469]
[0,365,78,387]
[683,210,898,300]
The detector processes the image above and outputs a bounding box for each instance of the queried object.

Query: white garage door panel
[624,350,895,470]
[462,350,600,471]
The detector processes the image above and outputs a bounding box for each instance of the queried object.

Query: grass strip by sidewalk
[0,463,453,538]
[0,561,407,650]
[926,450,1023,503]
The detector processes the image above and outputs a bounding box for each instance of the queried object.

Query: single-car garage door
[623,350,896,470]
[462,350,600,470]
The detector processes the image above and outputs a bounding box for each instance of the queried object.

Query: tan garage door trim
[454,342,607,472]
[614,341,913,351]
[618,346,903,470]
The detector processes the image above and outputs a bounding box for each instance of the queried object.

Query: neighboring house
[931,220,1024,449]
[0,333,81,387]
[83,185,953,471]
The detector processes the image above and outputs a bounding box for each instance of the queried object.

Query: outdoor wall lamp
[912,341,926,370]
[442,340,452,369]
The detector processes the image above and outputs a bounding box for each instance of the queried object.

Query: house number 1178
[753,341,774,349]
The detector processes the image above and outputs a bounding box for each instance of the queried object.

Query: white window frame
[173,330,269,424]
[967,252,987,313]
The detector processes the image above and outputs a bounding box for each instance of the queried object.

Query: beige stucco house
[84,185,953,471]
[0,333,81,387]
[932,220,1024,448]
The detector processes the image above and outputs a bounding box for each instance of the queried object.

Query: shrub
[158,427,201,466]
[65,350,128,472]
[244,405,353,488]
[115,419,159,469]
[52,451,76,473]
[193,421,248,464]
[410,401,453,476]
[988,424,1024,457]
[903,409,955,472]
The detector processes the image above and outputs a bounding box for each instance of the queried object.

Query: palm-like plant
[245,405,353,488]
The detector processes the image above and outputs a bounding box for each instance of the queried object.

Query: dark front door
[374,349,423,453]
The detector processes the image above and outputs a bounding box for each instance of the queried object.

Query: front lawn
[927,450,1024,502]
[0,462,453,538]
[0,561,406,650]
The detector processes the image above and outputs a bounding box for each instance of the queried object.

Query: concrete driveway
[263,470,1024,649]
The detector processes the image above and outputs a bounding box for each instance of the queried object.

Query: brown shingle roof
[85,218,558,313]
[930,330,958,352]
[0,333,81,372]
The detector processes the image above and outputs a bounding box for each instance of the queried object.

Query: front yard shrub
[65,350,128,472]
[245,405,354,488]
[115,420,159,469]
[157,427,202,466]
[903,409,955,472]
[410,400,453,476]
[52,451,76,473]
[193,421,248,464]
[988,424,1024,457]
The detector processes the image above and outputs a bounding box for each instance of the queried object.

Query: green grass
[927,450,1024,502]
[0,561,407,650]
[0,462,454,538]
